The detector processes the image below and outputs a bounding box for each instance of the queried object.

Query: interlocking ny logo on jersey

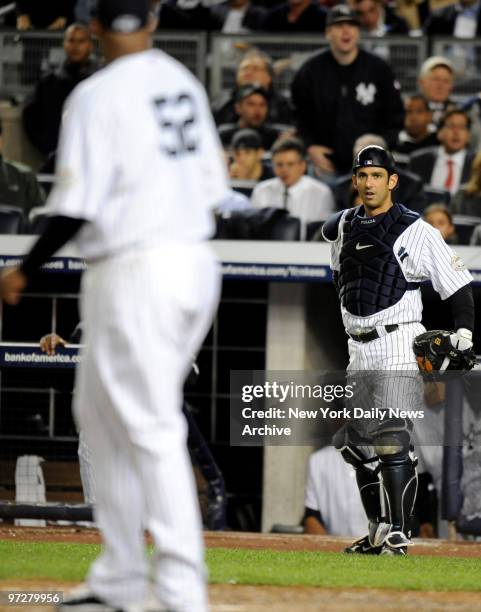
[355,242,373,250]
[356,82,377,106]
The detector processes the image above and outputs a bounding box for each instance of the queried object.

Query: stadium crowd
[0,0,479,243]
[6,0,479,37]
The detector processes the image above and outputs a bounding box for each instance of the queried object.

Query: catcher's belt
[348,324,399,343]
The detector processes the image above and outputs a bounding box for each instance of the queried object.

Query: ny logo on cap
[111,15,141,33]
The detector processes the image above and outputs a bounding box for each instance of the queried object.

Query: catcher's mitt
[413,330,476,379]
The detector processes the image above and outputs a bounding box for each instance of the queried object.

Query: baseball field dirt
[1,527,481,611]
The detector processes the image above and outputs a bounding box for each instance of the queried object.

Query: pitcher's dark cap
[94,0,150,33]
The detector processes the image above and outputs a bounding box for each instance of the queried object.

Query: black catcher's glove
[413,329,476,380]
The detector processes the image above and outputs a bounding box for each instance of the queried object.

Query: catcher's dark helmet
[352,145,396,175]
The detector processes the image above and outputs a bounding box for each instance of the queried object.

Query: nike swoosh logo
[355,243,373,250]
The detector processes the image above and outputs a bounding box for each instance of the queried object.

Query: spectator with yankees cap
[212,49,293,126]
[291,4,404,179]
[218,83,293,150]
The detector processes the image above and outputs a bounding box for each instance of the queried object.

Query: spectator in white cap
[417,56,456,127]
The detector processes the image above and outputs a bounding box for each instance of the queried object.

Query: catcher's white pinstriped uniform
[322,145,475,555]
[45,49,228,611]
[327,213,473,372]
[326,211,473,441]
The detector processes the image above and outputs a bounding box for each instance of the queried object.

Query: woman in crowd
[451,150,481,217]
[423,203,458,244]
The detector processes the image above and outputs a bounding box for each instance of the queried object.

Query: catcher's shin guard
[375,436,418,537]
[333,426,383,520]
[355,465,392,548]
[333,426,390,551]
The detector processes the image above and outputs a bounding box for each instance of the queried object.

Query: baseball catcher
[413,329,476,380]
[323,144,475,556]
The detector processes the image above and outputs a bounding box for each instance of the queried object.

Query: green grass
[0,542,481,591]
[207,548,481,591]
[0,542,100,582]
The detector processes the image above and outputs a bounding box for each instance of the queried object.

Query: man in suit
[251,137,335,240]
[333,134,427,213]
[408,109,474,197]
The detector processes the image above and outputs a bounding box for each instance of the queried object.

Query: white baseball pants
[74,242,220,611]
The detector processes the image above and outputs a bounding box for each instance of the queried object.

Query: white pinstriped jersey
[328,209,473,332]
[46,49,229,260]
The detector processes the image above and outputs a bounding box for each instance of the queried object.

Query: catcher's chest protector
[339,203,420,317]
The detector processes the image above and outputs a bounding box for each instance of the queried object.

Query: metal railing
[152,31,207,85]
[2,29,481,105]
[0,3,14,18]
[209,33,428,100]
[0,29,207,100]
